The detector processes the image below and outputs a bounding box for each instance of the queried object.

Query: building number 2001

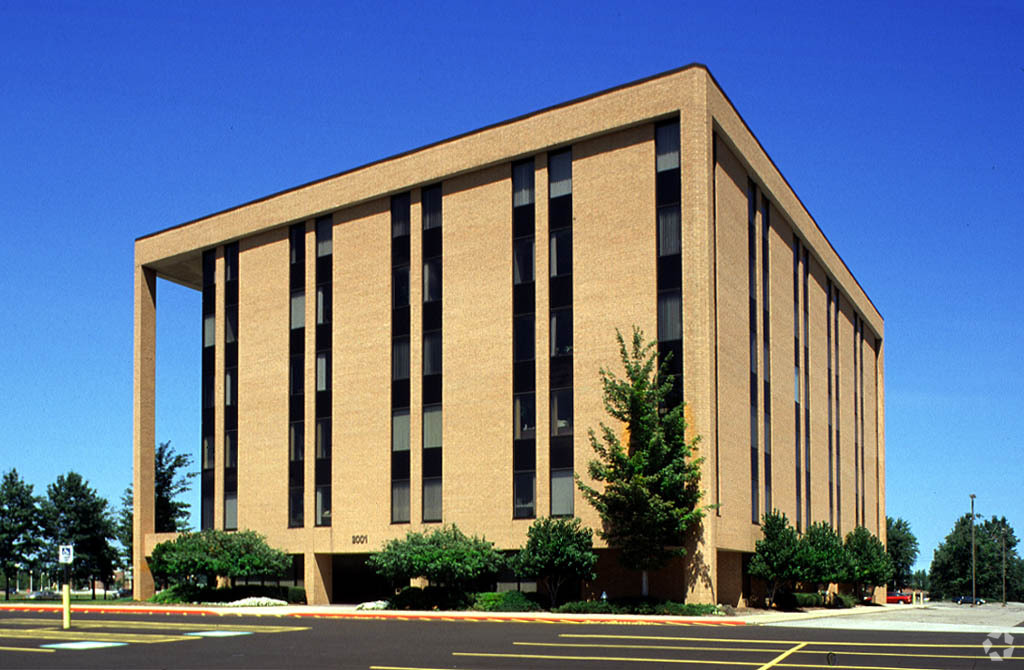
[351,535,368,545]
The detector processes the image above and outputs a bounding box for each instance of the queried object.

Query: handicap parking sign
[58,545,74,564]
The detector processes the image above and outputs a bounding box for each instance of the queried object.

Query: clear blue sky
[1,1,1020,574]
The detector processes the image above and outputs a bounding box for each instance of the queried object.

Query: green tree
[41,472,118,597]
[909,569,930,592]
[114,487,133,573]
[367,525,505,598]
[885,516,918,591]
[747,510,800,608]
[0,469,43,600]
[797,521,848,594]
[575,328,707,597]
[513,517,597,607]
[928,514,1022,601]
[844,526,893,599]
[148,529,289,589]
[153,441,197,533]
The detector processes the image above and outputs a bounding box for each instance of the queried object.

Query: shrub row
[151,584,305,604]
[553,598,718,616]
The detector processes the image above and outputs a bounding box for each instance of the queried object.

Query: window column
[314,215,332,527]
[802,246,811,525]
[548,149,573,517]
[747,180,759,524]
[223,242,238,530]
[792,236,802,532]
[391,193,411,524]
[655,120,682,406]
[201,249,216,530]
[512,159,537,519]
[834,289,842,531]
[422,184,443,523]
[827,278,835,527]
[760,194,772,516]
[288,224,305,528]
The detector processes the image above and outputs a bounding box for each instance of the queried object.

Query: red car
[886,591,912,604]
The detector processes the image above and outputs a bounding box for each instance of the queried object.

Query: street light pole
[970,494,976,608]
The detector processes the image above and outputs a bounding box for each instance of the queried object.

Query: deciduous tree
[747,510,800,608]
[0,469,43,600]
[885,516,918,591]
[575,328,707,596]
[845,526,893,599]
[797,521,848,593]
[41,472,118,597]
[513,517,597,607]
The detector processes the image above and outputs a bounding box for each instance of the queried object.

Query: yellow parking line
[455,651,765,665]
[518,641,993,661]
[758,642,806,669]
[0,645,55,653]
[0,617,307,633]
[560,633,1014,649]
[0,627,194,644]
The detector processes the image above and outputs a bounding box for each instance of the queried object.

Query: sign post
[58,545,73,629]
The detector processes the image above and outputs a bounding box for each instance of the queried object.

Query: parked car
[116,588,133,599]
[954,595,985,605]
[886,591,912,604]
[26,590,58,600]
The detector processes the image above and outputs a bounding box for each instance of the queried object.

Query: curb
[0,603,744,626]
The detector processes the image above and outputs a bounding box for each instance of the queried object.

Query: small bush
[387,585,472,611]
[831,593,858,609]
[471,591,543,612]
[793,592,824,608]
[653,602,719,616]
[552,598,718,616]
[553,599,624,614]
[149,584,305,605]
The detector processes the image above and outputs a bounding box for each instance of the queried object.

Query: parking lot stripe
[517,640,994,662]
[757,642,806,669]
[561,633,1015,649]
[0,617,307,633]
[0,627,195,644]
[0,645,54,653]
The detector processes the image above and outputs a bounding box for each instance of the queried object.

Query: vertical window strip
[391,193,411,524]
[200,249,216,531]
[834,289,842,532]
[747,180,759,524]
[287,224,305,528]
[655,119,683,407]
[761,196,772,515]
[803,246,811,526]
[792,236,802,532]
[314,215,332,527]
[422,184,443,523]
[827,279,834,527]
[859,318,867,525]
[223,242,239,531]
[548,148,573,518]
[513,159,536,519]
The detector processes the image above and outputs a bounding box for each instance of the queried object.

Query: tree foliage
[576,328,706,582]
[148,529,290,588]
[0,469,43,600]
[885,516,918,590]
[41,472,118,591]
[115,487,133,572]
[367,525,505,596]
[796,522,848,592]
[845,525,894,598]
[153,441,196,533]
[513,517,597,607]
[929,514,1023,601]
[747,510,800,608]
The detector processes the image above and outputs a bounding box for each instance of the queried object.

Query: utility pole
[970,494,976,608]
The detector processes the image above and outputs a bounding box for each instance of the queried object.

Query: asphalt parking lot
[1,607,1021,669]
